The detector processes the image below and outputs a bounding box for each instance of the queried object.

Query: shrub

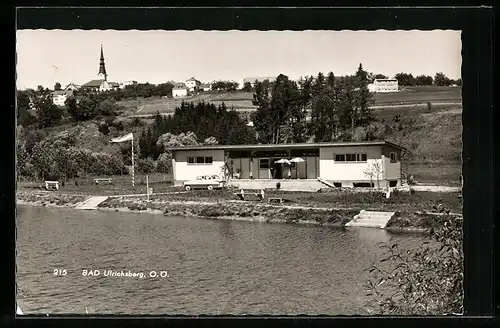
[156,152,172,173]
[366,206,463,315]
[88,152,127,176]
[137,157,156,174]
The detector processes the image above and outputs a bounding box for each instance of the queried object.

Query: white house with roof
[52,89,74,107]
[368,78,399,93]
[185,77,201,92]
[64,83,80,91]
[172,83,188,98]
[169,141,406,189]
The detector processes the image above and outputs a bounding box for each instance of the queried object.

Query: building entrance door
[271,159,283,179]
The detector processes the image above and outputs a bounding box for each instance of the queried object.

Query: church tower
[98,44,108,81]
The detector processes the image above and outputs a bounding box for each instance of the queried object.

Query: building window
[390,152,397,162]
[335,154,345,162]
[187,156,213,164]
[346,154,357,162]
[259,158,270,169]
[335,153,367,162]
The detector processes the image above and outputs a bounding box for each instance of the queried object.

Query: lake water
[16,205,428,315]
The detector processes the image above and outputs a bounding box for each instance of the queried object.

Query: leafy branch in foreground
[366,205,463,315]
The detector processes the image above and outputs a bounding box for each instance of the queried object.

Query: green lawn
[373,87,461,105]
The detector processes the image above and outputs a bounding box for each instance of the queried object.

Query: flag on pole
[110,133,133,143]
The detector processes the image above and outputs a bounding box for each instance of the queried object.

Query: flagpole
[131,135,135,188]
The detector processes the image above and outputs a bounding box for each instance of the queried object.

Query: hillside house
[52,90,74,107]
[172,83,188,98]
[368,78,399,93]
[169,141,406,189]
[185,77,201,92]
[64,83,80,91]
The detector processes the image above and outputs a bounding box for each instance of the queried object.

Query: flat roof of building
[169,141,406,151]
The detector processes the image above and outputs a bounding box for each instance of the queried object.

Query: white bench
[44,181,59,191]
[94,178,113,185]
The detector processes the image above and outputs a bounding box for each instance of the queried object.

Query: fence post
[146,175,149,201]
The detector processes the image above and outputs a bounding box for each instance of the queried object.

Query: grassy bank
[16,187,462,232]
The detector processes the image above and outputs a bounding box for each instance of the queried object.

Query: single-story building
[169,141,406,188]
[368,78,399,93]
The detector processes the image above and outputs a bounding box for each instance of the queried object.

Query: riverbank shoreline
[17,190,461,232]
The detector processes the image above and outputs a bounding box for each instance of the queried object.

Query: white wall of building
[373,79,399,93]
[172,88,188,98]
[52,95,67,107]
[173,149,225,183]
[320,146,383,182]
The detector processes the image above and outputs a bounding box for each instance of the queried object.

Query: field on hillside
[118,91,257,116]
[374,86,461,105]
[117,87,462,116]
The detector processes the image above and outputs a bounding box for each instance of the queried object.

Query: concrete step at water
[75,196,109,210]
[345,210,395,229]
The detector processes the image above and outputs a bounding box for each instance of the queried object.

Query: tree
[137,158,156,174]
[54,82,62,91]
[242,82,253,92]
[415,75,434,86]
[34,95,63,128]
[434,72,452,86]
[252,74,301,144]
[156,152,172,173]
[17,89,37,127]
[374,74,388,80]
[203,136,218,145]
[354,63,375,128]
[395,72,416,86]
[363,161,384,188]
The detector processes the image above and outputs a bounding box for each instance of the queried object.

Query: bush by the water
[367,206,463,315]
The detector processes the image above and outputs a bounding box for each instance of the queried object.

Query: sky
[16,30,462,90]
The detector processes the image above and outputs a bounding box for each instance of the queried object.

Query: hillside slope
[22,106,461,165]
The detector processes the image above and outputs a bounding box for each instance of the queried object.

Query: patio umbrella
[274,158,291,165]
[289,157,305,179]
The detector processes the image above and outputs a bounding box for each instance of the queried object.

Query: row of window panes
[335,154,367,162]
[187,156,213,164]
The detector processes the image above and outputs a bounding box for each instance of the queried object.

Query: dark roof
[81,79,105,87]
[52,90,73,97]
[173,83,188,89]
[169,141,406,151]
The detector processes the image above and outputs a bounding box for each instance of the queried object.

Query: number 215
[53,269,67,276]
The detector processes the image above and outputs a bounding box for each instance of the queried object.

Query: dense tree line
[136,102,255,161]
[17,129,127,181]
[251,64,376,144]
[394,72,461,86]
[211,81,239,92]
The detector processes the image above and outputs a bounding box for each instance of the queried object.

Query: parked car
[183,175,226,191]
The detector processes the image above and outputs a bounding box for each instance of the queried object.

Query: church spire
[98,43,107,81]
